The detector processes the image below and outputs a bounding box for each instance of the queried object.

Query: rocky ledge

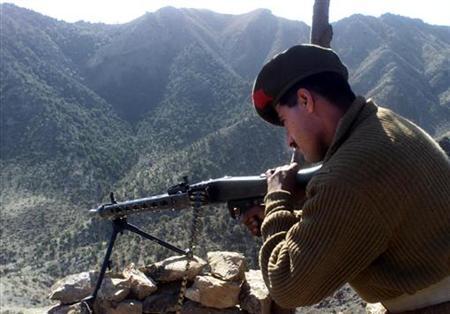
[48,251,385,313]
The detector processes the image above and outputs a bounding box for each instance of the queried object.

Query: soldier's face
[276,97,327,163]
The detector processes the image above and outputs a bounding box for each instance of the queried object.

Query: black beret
[252,44,348,126]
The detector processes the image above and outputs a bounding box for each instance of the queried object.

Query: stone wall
[48,251,382,314]
[48,252,272,313]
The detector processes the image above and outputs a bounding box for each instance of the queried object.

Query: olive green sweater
[259,97,450,308]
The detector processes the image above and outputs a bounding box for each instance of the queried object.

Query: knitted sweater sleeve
[259,184,390,308]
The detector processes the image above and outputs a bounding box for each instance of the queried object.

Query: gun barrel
[190,164,322,203]
[90,193,191,219]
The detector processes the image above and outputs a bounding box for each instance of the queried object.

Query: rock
[49,271,131,305]
[296,284,366,313]
[365,303,387,314]
[123,263,157,300]
[97,276,131,303]
[49,271,97,304]
[97,299,143,314]
[239,270,271,314]
[207,251,246,282]
[141,255,207,282]
[185,275,241,309]
[48,302,91,314]
[143,281,181,313]
[113,300,143,314]
[181,300,244,313]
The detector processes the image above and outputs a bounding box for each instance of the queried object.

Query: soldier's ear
[297,88,315,113]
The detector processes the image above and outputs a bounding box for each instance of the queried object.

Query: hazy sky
[2,0,449,26]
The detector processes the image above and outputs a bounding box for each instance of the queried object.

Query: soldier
[243,44,450,313]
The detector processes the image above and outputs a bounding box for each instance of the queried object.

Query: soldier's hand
[266,163,300,193]
[240,205,265,237]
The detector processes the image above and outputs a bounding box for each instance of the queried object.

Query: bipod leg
[122,221,191,256]
[82,217,124,307]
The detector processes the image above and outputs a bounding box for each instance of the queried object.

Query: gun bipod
[82,215,191,308]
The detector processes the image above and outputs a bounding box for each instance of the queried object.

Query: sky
[1,0,449,26]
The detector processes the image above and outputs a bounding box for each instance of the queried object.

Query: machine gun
[84,164,321,304]
[91,164,321,220]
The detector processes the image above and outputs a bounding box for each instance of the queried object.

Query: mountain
[0,3,449,310]
[1,4,136,203]
[333,14,450,132]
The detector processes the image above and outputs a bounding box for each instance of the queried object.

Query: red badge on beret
[253,89,273,110]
